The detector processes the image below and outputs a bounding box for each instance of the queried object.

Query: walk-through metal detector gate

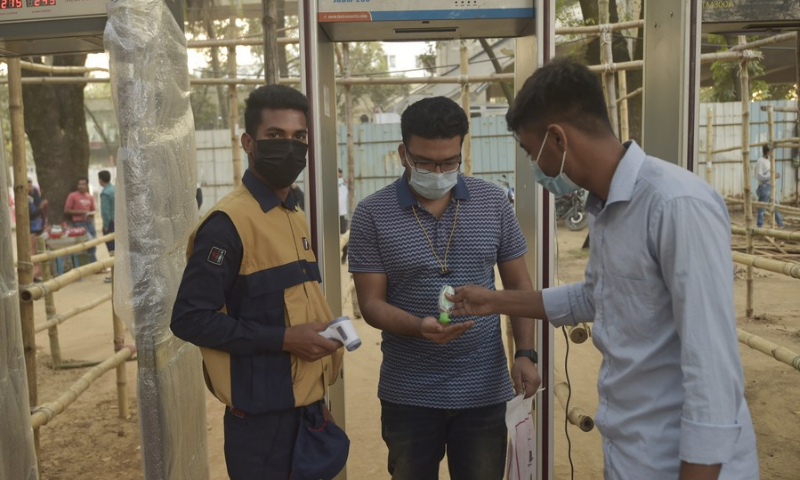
[299,1,557,479]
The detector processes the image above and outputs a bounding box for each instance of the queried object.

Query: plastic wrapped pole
[0,118,39,480]
[104,1,209,478]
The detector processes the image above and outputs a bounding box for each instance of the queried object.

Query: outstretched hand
[446,285,497,317]
[420,316,474,344]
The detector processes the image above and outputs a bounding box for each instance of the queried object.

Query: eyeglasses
[405,148,462,174]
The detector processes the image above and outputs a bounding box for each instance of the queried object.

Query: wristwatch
[514,349,538,364]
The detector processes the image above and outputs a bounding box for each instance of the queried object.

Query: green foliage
[337,42,410,119]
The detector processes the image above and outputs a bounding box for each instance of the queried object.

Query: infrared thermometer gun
[319,316,362,351]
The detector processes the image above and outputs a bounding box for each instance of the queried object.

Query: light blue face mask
[530,131,581,196]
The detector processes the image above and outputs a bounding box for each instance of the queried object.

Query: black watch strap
[514,349,538,364]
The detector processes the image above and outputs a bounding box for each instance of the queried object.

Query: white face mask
[405,153,459,200]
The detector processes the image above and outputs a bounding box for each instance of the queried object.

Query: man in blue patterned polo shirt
[349,97,540,480]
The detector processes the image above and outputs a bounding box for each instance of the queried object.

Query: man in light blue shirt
[450,58,759,479]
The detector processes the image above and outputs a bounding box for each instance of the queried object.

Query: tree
[21,55,90,225]
[335,42,410,119]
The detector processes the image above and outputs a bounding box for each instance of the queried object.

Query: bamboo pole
[712,137,799,155]
[110,265,129,418]
[768,105,776,229]
[228,19,243,187]
[344,43,356,216]
[555,19,644,35]
[9,56,38,414]
[796,34,800,206]
[567,324,590,344]
[586,60,643,74]
[732,252,800,279]
[740,37,755,319]
[729,31,797,52]
[34,293,112,333]
[738,328,800,372]
[731,226,800,242]
[19,61,107,74]
[706,107,714,185]
[553,369,594,432]
[460,43,473,175]
[616,86,642,104]
[726,197,800,215]
[30,348,133,429]
[20,258,115,302]
[37,237,62,367]
[187,37,299,48]
[598,2,619,138]
[618,70,629,140]
[29,233,114,264]
[700,50,762,64]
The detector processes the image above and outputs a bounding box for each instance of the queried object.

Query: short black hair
[98,170,111,183]
[763,145,771,156]
[506,57,613,135]
[400,97,469,145]
[77,176,88,184]
[244,85,309,137]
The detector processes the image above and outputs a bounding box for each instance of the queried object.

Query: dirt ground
[13,218,800,479]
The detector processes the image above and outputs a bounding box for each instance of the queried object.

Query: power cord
[554,224,575,480]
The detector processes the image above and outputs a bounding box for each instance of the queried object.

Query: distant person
[755,145,784,228]
[288,183,305,211]
[64,177,97,264]
[338,168,348,234]
[98,170,115,283]
[196,183,203,210]
[28,179,47,281]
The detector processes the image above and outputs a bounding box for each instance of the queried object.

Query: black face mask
[252,139,308,189]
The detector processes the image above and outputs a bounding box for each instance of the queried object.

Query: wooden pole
[618,70,629,141]
[768,105,776,229]
[30,233,114,264]
[731,226,800,242]
[598,2,619,138]
[460,43,473,175]
[30,348,133,429]
[229,18,243,187]
[553,369,594,432]
[731,252,800,279]
[739,36,755,319]
[263,0,280,84]
[9,56,38,414]
[706,107,714,185]
[37,237,62,367]
[34,293,112,333]
[20,258,115,302]
[110,265,129,418]
[344,43,356,216]
[738,328,800,372]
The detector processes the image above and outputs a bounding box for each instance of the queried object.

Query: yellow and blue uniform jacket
[172,170,342,414]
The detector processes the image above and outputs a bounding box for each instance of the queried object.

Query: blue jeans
[756,183,783,228]
[380,400,507,480]
[72,220,98,263]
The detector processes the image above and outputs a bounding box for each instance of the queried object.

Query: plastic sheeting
[0,122,39,480]
[105,1,209,478]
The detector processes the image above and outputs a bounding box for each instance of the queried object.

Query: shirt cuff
[542,285,576,327]
[259,326,286,353]
[679,416,742,465]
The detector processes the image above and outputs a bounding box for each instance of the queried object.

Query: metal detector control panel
[0,0,106,23]
[318,0,535,41]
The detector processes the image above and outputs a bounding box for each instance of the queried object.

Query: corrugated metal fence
[195,100,799,216]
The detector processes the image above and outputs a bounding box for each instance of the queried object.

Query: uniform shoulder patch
[207,246,227,265]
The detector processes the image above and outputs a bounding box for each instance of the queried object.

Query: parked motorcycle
[556,189,588,231]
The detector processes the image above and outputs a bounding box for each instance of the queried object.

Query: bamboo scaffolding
[732,252,800,279]
[731,226,800,242]
[460,44,473,175]
[37,237,62,366]
[228,19,243,187]
[616,86,642,104]
[711,137,800,155]
[554,369,594,432]
[726,198,800,216]
[737,329,800,372]
[768,105,777,229]
[618,71,629,140]
[729,31,797,52]
[110,265,129,418]
[555,19,644,36]
[760,105,799,114]
[706,107,713,184]
[187,36,298,48]
[30,348,133,429]
[33,293,112,334]
[567,324,590,344]
[20,258,115,302]
[586,60,643,73]
[598,1,619,138]
[701,50,762,64]
[29,233,115,264]
[739,37,755,318]
[19,61,107,74]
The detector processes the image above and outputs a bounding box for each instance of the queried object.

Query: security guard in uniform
[171,85,344,479]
